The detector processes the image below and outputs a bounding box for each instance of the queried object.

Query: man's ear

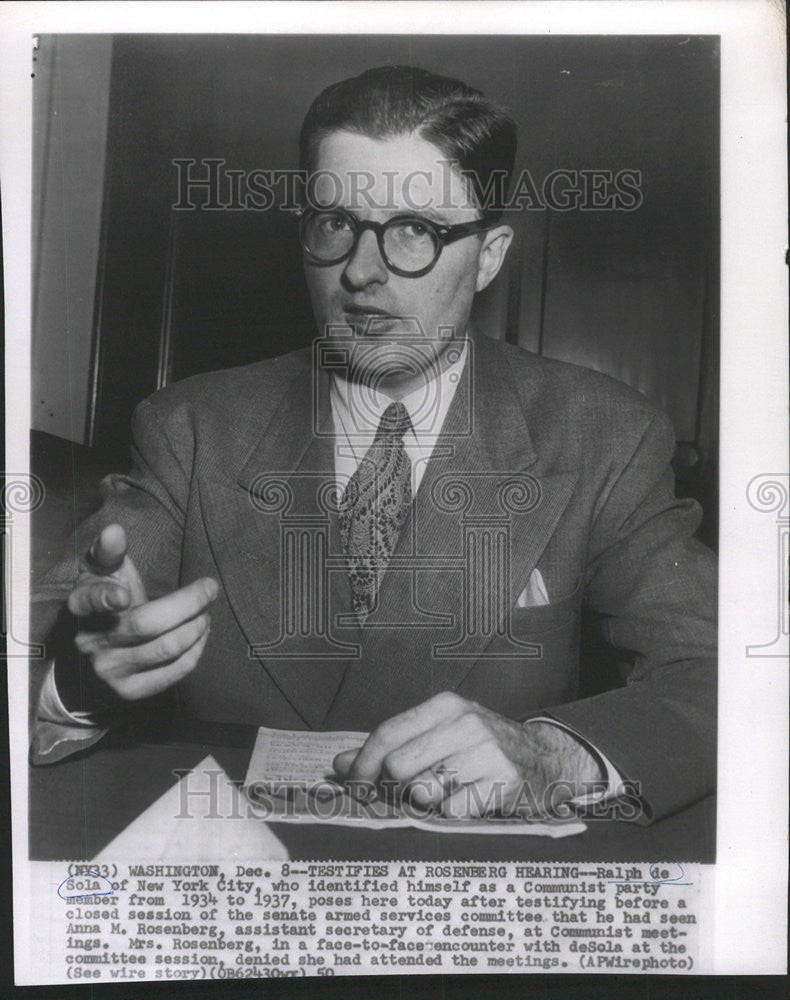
[475,224,514,292]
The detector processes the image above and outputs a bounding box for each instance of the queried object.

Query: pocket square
[516,569,550,608]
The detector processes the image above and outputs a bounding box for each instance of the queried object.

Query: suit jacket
[32,333,717,821]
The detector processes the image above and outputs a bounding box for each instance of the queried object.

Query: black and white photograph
[2,0,787,988]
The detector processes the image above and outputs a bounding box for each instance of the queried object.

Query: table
[29,720,716,862]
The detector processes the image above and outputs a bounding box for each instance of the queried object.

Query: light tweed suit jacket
[32,333,717,821]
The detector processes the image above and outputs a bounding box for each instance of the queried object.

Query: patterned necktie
[339,401,413,621]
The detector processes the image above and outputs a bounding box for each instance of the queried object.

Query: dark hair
[299,65,517,222]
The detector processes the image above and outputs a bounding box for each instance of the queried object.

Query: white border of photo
[1,0,787,980]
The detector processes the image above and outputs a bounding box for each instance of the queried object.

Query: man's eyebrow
[381,207,460,225]
[404,207,453,225]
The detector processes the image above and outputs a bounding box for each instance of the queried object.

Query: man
[31,66,717,823]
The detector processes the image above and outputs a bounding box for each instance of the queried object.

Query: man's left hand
[333,692,604,819]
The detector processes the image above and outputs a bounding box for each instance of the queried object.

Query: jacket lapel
[200,364,359,729]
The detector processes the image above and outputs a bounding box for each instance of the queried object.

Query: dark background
[31,34,718,550]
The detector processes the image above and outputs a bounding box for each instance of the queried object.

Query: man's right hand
[67,524,218,702]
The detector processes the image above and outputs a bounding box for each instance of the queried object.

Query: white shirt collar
[330,339,468,443]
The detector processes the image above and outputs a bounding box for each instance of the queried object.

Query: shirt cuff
[524,716,624,804]
[31,661,108,765]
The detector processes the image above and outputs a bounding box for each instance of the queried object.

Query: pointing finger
[89,613,210,677]
[114,577,219,643]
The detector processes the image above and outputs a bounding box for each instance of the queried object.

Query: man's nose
[342,228,389,288]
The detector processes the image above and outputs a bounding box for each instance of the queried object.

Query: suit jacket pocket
[508,587,582,637]
[460,588,584,715]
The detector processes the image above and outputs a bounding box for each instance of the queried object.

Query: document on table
[243,726,586,838]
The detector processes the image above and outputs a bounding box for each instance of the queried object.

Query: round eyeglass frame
[297,207,492,278]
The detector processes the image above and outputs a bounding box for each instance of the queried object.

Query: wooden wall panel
[31,35,113,444]
[540,217,707,442]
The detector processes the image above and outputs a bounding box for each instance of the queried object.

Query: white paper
[94,755,289,861]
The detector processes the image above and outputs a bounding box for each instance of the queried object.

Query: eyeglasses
[298,207,491,278]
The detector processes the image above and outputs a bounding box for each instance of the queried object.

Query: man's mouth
[343,304,396,317]
[342,305,400,335]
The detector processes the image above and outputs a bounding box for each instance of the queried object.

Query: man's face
[303,130,510,394]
